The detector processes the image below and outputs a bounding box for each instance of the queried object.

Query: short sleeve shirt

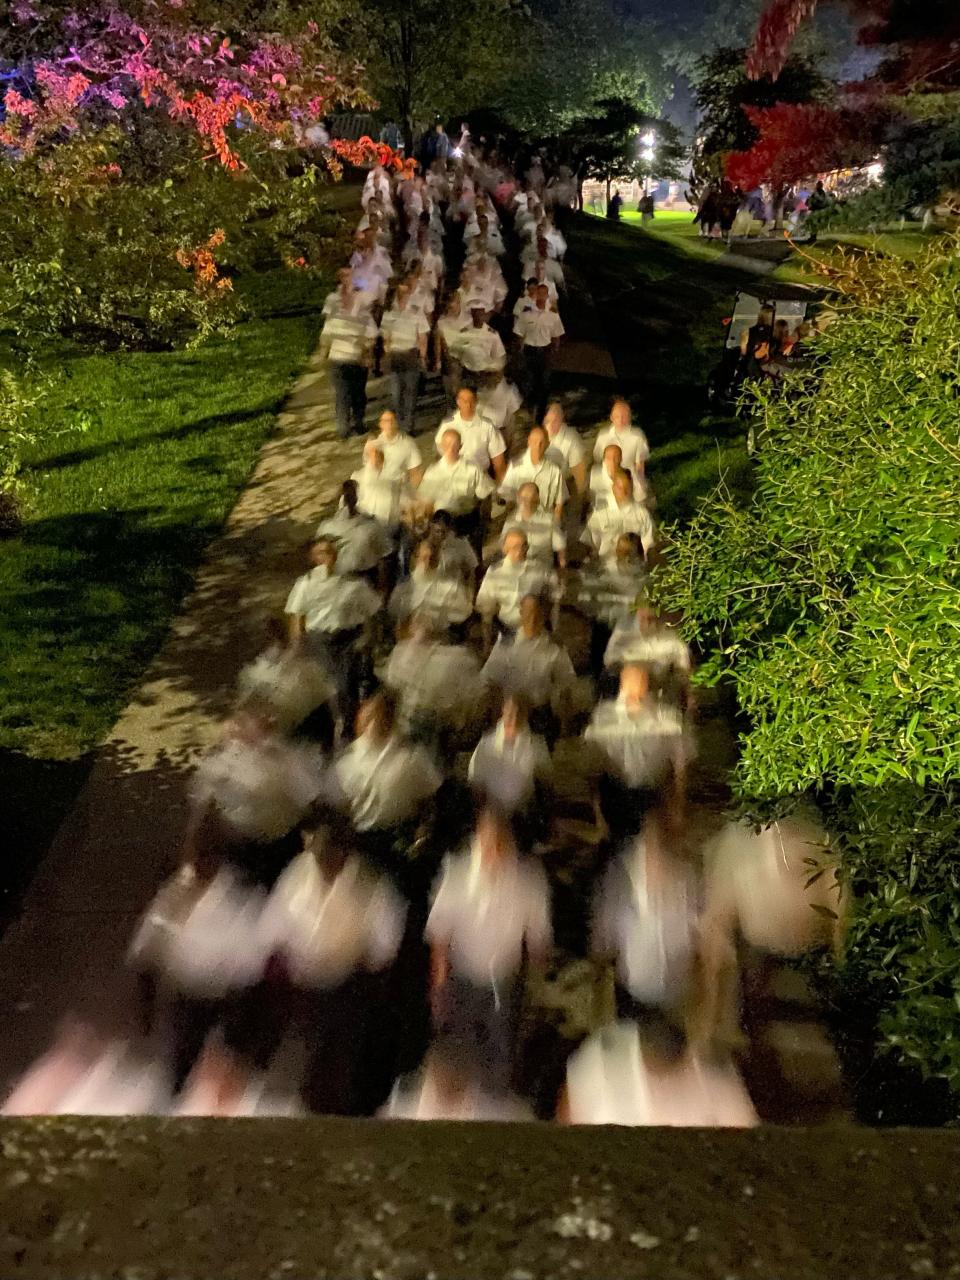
[285,567,381,633]
[435,412,506,472]
[500,453,566,512]
[514,308,565,349]
[381,307,429,354]
[376,431,422,480]
[545,425,585,478]
[419,457,496,515]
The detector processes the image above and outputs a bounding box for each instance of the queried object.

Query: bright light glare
[642,147,655,163]
[866,160,883,180]
[452,146,463,158]
[641,131,655,147]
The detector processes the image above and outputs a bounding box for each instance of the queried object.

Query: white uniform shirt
[375,431,422,481]
[565,1022,757,1127]
[590,462,653,508]
[468,724,552,814]
[475,559,561,628]
[381,305,430,355]
[388,568,474,626]
[481,631,576,708]
[545,424,586,479]
[258,852,406,989]
[477,378,522,433]
[574,559,647,625]
[419,457,496,515]
[585,498,655,558]
[158,869,271,998]
[385,638,483,728]
[190,740,320,842]
[285,566,381,634]
[333,731,442,832]
[323,310,378,365]
[604,621,692,675]
[593,424,650,472]
[502,510,566,563]
[459,324,507,373]
[514,307,565,349]
[500,452,566,512]
[435,534,479,580]
[426,847,552,983]
[352,464,406,529]
[435,411,506,472]
[315,509,393,573]
[237,646,333,733]
[584,696,689,788]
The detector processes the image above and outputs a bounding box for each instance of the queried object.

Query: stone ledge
[2,1118,957,1279]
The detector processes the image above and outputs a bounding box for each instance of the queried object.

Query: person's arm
[490,451,507,484]
[569,458,587,494]
[287,612,305,645]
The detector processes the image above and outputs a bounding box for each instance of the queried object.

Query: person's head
[355,688,397,742]
[610,398,631,431]
[456,386,478,420]
[500,692,529,739]
[526,277,538,297]
[394,281,411,310]
[337,266,352,295]
[440,427,461,462]
[341,478,359,515]
[758,306,774,328]
[413,538,436,574]
[619,663,649,710]
[363,440,385,473]
[428,508,454,545]
[517,481,540,518]
[435,122,444,135]
[445,294,462,318]
[602,443,623,476]
[635,601,657,631]
[527,424,548,463]
[502,528,528,564]
[533,259,546,281]
[379,409,399,440]
[471,306,486,329]
[518,593,544,638]
[612,470,632,506]
[543,400,564,437]
[773,318,790,341]
[615,533,640,565]
[309,536,337,572]
[535,283,549,310]
[475,803,516,869]
[356,227,373,253]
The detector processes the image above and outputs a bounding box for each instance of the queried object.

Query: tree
[690,45,828,188]
[725,99,889,189]
[555,97,685,207]
[655,236,960,1103]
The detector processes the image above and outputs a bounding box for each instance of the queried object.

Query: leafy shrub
[656,236,960,1104]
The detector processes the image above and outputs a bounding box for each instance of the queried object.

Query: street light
[641,131,656,148]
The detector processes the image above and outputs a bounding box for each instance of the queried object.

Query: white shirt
[419,456,496,516]
[426,847,552,983]
[545,424,585,478]
[323,310,378,365]
[500,453,566,512]
[191,739,320,842]
[237,646,333,733]
[590,462,653,508]
[475,558,560,629]
[604,621,692,675]
[315,508,393,573]
[481,631,576,708]
[258,852,405,989]
[574,560,647,625]
[435,411,505,472]
[285,566,381,633]
[375,430,422,481]
[584,696,689,788]
[468,724,552,814]
[593,424,650,472]
[459,324,507,373]
[593,841,700,1007]
[333,731,442,832]
[435,533,478,580]
[380,1070,534,1121]
[158,869,271,998]
[565,1022,757,1127]
[477,378,522,433]
[352,464,406,529]
[381,305,429,354]
[585,498,655,558]
[388,568,474,626]
[514,307,565,349]
[502,510,566,563]
[385,638,483,728]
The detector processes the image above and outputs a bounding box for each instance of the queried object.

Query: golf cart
[707,281,818,408]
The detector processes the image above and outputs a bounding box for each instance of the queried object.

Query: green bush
[656,236,960,1104]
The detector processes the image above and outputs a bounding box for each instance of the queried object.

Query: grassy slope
[568,211,753,526]
[0,269,333,761]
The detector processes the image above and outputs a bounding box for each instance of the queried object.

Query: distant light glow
[452,146,463,158]
[866,160,883,180]
[641,131,656,147]
[642,147,655,163]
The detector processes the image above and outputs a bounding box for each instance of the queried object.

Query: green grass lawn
[0,266,334,761]
[568,211,753,526]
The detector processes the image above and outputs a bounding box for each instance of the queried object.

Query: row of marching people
[3,148,844,1123]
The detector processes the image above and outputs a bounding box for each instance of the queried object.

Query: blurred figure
[584,470,655,562]
[426,508,479,584]
[237,617,335,742]
[173,1037,306,1117]
[476,529,562,652]
[380,1041,534,1120]
[481,594,576,745]
[381,281,430,434]
[604,602,692,707]
[561,1017,757,1126]
[373,408,424,489]
[316,479,393,584]
[426,805,552,1091]
[254,822,407,1113]
[514,284,565,420]
[385,611,483,753]
[593,398,649,481]
[592,802,700,1024]
[352,441,406,537]
[417,428,496,549]
[585,665,691,844]
[468,693,553,847]
[502,481,566,568]
[543,400,587,498]
[499,424,566,521]
[435,294,471,407]
[477,372,522,448]
[577,533,647,678]
[319,275,379,440]
[459,305,507,386]
[435,385,507,482]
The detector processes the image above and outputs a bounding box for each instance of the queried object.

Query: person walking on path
[319,294,379,440]
[514,284,564,422]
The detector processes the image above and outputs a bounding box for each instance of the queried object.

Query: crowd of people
[3,142,842,1125]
